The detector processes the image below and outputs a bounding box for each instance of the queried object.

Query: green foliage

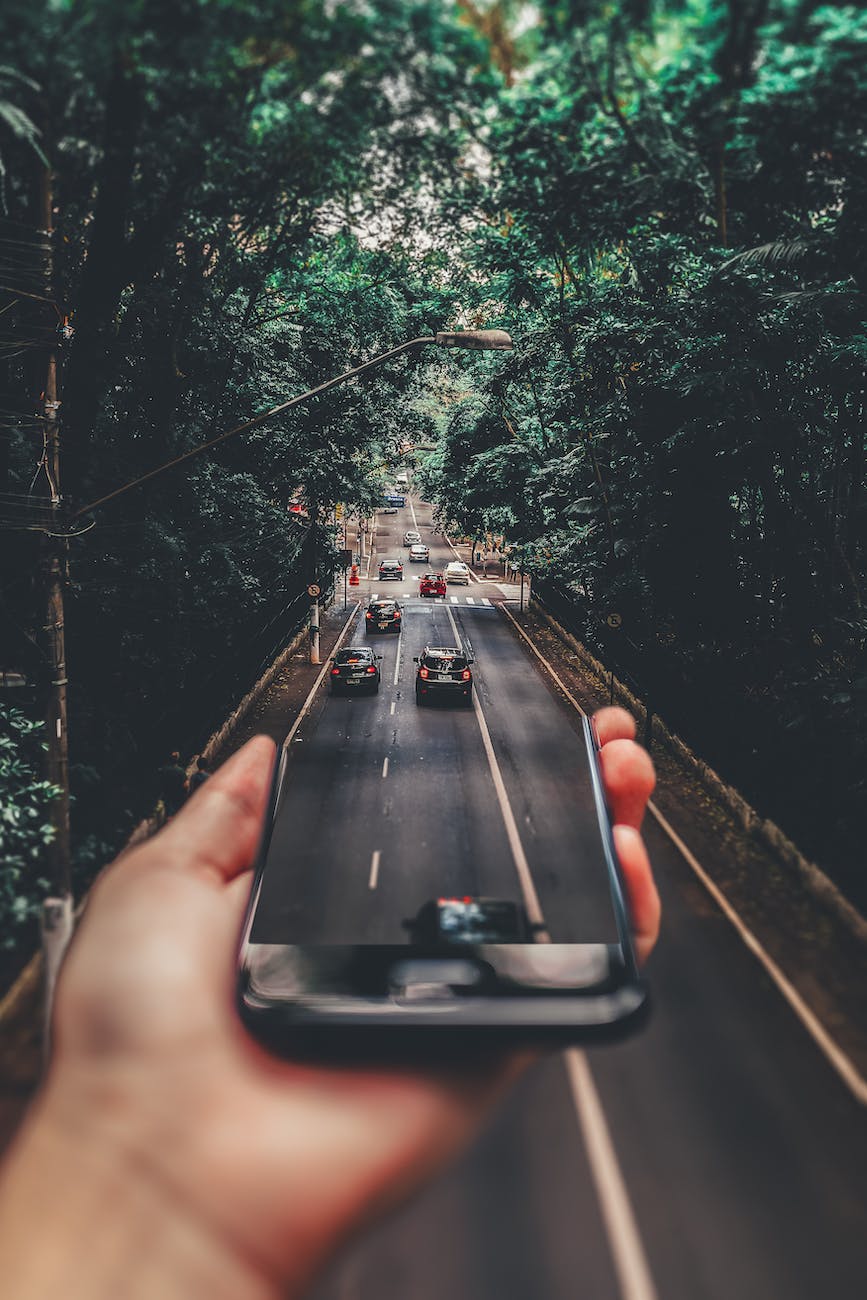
[0,706,56,948]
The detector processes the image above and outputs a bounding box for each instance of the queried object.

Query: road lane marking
[498,601,867,1107]
[443,600,658,1297]
[481,597,492,606]
[393,634,402,685]
[283,603,360,749]
[390,701,396,716]
[565,1052,659,1300]
[450,595,458,604]
[408,495,419,531]
[465,596,475,605]
[382,756,389,779]
[443,604,545,929]
[368,850,381,890]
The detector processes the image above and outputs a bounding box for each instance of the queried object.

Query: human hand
[0,709,658,1299]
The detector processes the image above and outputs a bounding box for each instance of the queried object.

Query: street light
[69,329,513,521]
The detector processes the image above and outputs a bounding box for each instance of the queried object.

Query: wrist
[0,1076,281,1300]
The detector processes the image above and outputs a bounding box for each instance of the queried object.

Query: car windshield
[335,649,371,665]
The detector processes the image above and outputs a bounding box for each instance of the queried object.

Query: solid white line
[390,701,396,716]
[408,495,419,531]
[392,634,402,686]
[443,601,657,1296]
[498,601,867,1107]
[565,1052,659,1300]
[282,603,360,749]
[442,604,545,929]
[382,756,389,779]
[368,850,381,890]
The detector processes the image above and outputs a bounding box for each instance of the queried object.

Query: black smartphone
[237,713,649,1060]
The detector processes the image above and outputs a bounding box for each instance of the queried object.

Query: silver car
[444,561,470,585]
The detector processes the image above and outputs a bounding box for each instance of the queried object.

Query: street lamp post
[69,330,513,522]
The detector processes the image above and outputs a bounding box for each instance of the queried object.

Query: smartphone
[237,714,649,1059]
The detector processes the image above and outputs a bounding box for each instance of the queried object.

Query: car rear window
[423,652,467,670]
[335,650,371,665]
[369,602,396,613]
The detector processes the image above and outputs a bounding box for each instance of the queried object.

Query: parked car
[403,897,533,945]
[444,560,470,585]
[413,645,473,706]
[379,503,398,515]
[329,647,382,695]
[365,599,402,634]
[403,530,421,546]
[378,559,403,581]
[409,543,430,563]
[419,572,446,598]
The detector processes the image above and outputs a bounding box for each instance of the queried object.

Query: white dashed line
[390,701,396,716]
[450,595,458,604]
[465,596,475,605]
[368,850,381,890]
[481,597,492,606]
[381,756,389,779]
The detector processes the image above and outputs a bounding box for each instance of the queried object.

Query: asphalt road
[253,498,867,1300]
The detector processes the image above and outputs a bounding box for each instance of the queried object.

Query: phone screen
[240,714,640,1029]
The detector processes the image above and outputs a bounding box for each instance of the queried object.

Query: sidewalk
[444,533,526,590]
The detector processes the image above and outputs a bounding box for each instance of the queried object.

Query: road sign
[606,613,622,630]
[307,584,321,598]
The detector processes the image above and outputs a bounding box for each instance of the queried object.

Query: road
[253,497,867,1299]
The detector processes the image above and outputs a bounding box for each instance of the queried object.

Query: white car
[444,561,470,585]
[409,543,430,563]
[403,530,421,546]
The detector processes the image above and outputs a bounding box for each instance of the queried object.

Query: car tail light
[461,669,471,681]
[331,668,340,676]
[394,610,401,619]
[419,666,429,679]
[365,612,372,619]
[365,665,375,674]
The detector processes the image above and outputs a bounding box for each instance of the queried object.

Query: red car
[419,572,446,597]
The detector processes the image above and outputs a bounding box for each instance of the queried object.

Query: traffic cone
[349,563,360,586]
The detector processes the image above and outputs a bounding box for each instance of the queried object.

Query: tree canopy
[1,0,865,936]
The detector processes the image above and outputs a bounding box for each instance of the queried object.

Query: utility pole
[39,155,74,1028]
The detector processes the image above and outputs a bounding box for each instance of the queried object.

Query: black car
[404,897,533,946]
[329,647,382,694]
[413,645,474,706]
[365,599,402,634]
[378,559,403,581]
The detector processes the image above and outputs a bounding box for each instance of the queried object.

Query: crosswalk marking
[359,592,498,609]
